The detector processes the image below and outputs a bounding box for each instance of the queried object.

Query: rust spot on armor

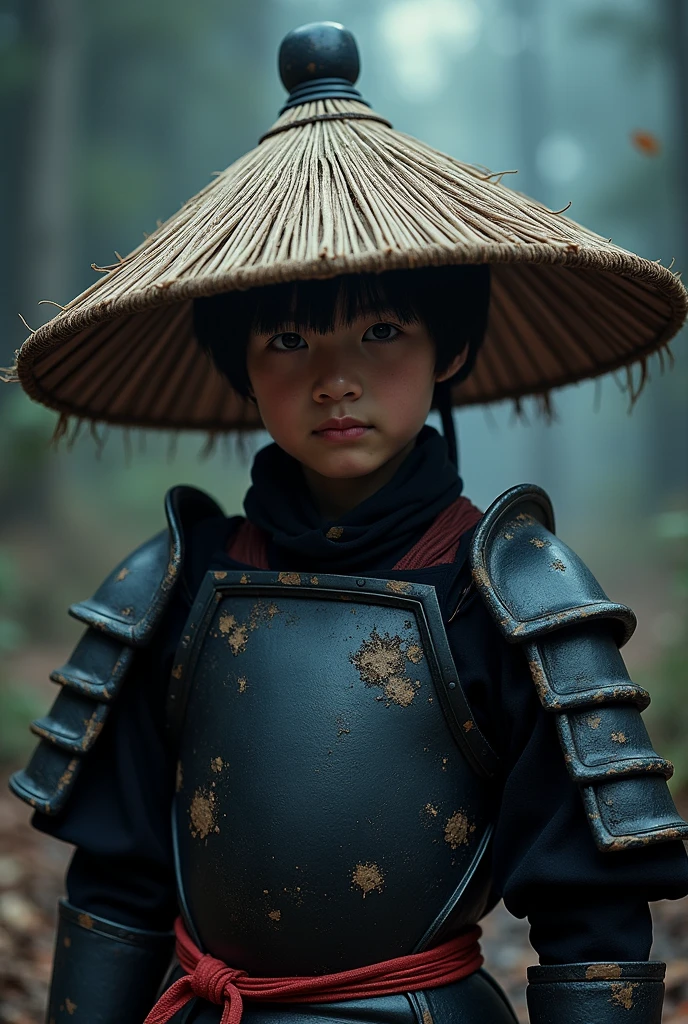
[351,628,421,707]
[247,600,281,631]
[529,537,549,549]
[423,803,439,818]
[385,677,419,706]
[64,998,77,1015]
[528,660,551,703]
[120,606,134,616]
[422,1011,433,1024]
[444,811,476,849]
[176,762,183,792]
[240,574,249,584]
[310,576,319,585]
[463,720,474,732]
[268,909,282,921]
[82,713,103,749]
[63,936,71,947]
[214,571,227,580]
[352,862,385,896]
[386,580,412,594]
[115,567,130,581]
[610,982,637,1009]
[237,676,248,693]
[219,612,249,655]
[211,756,224,773]
[190,788,219,839]
[171,664,183,680]
[406,644,423,664]
[503,532,514,540]
[551,559,566,572]
[471,564,490,591]
[57,759,79,793]
[77,913,93,930]
[587,715,601,729]
[326,526,344,540]
[611,731,627,743]
[278,572,301,585]
[336,715,350,737]
[586,964,622,980]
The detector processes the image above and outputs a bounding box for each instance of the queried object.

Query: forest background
[0,0,686,1021]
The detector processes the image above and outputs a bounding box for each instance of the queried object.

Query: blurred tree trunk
[22,0,78,320]
[640,0,688,509]
[664,0,688,259]
[657,0,688,502]
[510,0,560,496]
[3,0,80,528]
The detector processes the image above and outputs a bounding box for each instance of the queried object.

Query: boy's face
[246,310,466,481]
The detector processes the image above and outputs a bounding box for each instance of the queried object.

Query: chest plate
[168,571,498,974]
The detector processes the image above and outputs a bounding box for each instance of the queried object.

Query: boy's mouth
[313,417,371,442]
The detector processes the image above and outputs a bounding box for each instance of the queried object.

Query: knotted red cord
[144,917,483,1024]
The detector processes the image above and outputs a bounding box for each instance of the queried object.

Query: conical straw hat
[7,22,687,434]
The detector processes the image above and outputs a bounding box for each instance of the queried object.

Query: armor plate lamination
[170,572,497,975]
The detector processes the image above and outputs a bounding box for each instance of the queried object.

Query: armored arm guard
[470,484,688,853]
[9,487,223,1022]
[527,962,665,1023]
[9,485,222,815]
[47,900,174,1023]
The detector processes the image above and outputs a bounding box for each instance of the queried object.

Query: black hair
[193,264,491,463]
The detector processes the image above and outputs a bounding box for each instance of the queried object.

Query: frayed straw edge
[503,340,674,425]
[1,348,20,383]
[49,413,259,463]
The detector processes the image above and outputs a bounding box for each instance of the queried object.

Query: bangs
[193,264,491,399]
[249,273,420,336]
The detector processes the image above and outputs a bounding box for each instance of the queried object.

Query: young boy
[8,21,688,1024]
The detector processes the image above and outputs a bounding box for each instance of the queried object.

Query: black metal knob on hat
[279,22,360,89]
[277,22,369,112]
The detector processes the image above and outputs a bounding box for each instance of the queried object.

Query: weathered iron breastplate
[167,571,499,975]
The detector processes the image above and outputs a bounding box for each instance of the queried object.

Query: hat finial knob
[278,22,361,93]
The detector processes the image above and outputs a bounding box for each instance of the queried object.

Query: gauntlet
[527,962,665,1024]
[48,900,174,1023]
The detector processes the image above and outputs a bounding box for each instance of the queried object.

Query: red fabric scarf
[144,918,483,1024]
[227,496,483,571]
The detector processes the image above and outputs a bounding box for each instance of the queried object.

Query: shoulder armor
[9,485,224,816]
[470,484,688,852]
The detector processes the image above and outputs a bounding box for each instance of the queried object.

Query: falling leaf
[630,130,661,156]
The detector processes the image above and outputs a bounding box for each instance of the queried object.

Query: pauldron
[470,483,688,852]
[9,486,222,815]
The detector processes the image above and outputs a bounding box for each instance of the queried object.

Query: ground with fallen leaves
[0,776,686,1023]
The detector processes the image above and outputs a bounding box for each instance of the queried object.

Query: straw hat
[6,21,687,434]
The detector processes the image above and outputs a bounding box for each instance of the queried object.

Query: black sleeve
[447,578,688,965]
[30,589,191,932]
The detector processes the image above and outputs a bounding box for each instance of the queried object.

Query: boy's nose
[312,372,362,403]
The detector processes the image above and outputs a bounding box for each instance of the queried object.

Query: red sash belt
[144,917,483,1024]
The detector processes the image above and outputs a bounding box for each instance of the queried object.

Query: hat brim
[13,100,687,431]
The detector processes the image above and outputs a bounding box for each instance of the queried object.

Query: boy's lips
[313,417,371,442]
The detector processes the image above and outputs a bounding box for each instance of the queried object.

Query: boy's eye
[363,322,400,341]
[269,332,307,351]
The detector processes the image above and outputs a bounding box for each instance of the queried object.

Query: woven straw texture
[11,97,688,432]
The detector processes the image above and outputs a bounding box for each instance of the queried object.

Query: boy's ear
[435,347,468,383]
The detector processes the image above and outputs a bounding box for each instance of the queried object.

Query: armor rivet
[448,681,456,689]
[356,579,366,587]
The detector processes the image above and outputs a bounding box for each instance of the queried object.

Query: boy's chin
[303,450,399,481]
